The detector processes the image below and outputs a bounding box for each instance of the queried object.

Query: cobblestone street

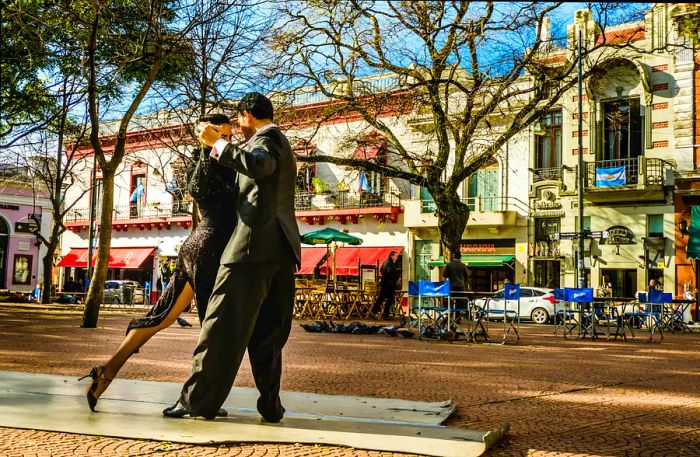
[0,304,698,456]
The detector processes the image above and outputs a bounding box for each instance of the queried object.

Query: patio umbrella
[300,228,362,287]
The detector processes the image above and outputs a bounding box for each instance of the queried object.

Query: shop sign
[15,221,38,233]
[604,225,636,245]
[0,204,20,211]
[462,243,497,253]
[460,238,515,254]
[534,189,562,210]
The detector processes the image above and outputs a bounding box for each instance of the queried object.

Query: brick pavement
[0,304,698,456]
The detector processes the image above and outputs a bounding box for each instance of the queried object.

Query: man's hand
[198,123,222,147]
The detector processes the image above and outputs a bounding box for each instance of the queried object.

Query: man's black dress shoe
[162,401,227,419]
[257,396,285,423]
[163,401,189,418]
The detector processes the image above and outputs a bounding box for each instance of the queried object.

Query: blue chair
[408,280,452,339]
[556,288,594,339]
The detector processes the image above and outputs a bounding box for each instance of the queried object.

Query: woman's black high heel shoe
[79,366,113,412]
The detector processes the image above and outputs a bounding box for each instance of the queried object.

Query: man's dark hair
[198,113,230,125]
[452,251,462,260]
[236,92,274,121]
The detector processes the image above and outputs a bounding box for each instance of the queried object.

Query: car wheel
[112,296,121,304]
[531,307,550,324]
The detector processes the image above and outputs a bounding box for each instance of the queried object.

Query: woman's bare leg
[103,282,194,380]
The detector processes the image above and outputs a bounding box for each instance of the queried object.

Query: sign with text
[504,283,521,300]
[15,221,38,233]
[604,226,636,245]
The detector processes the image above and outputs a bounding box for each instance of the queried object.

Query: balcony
[532,167,562,183]
[405,196,527,228]
[64,203,193,232]
[294,190,403,225]
[583,157,671,203]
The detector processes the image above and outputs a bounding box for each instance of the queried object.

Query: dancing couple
[81,92,301,422]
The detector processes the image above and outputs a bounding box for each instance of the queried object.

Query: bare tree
[131,0,276,229]
[18,77,91,304]
[270,1,669,255]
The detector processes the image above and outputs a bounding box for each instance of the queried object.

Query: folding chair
[500,283,521,344]
[408,280,452,339]
[559,288,594,339]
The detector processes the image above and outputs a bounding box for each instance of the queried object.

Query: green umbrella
[300,228,362,287]
[300,227,363,245]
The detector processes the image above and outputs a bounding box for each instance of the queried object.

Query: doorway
[601,268,637,298]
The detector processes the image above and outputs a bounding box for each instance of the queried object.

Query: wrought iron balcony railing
[66,202,192,222]
[294,190,400,211]
[584,157,668,189]
[532,167,562,183]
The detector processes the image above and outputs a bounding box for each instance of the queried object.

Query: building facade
[59,4,696,316]
[0,165,53,293]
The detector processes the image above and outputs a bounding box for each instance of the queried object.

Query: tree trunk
[81,170,115,328]
[434,191,469,258]
[40,235,59,304]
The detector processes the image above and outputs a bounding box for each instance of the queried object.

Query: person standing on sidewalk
[443,251,468,309]
[163,92,301,423]
[373,251,399,319]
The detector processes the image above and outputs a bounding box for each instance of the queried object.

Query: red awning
[57,247,155,269]
[321,247,402,276]
[297,247,328,275]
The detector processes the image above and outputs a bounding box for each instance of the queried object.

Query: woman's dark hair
[197,113,230,125]
[235,92,274,121]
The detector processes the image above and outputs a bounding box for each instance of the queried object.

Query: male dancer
[164,92,301,422]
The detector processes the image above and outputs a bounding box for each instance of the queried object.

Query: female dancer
[81,113,238,412]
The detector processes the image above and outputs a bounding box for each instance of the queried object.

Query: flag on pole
[358,171,371,192]
[130,183,145,202]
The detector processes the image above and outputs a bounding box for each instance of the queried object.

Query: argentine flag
[595,166,626,187]
[130,183,145,202]
[358,171,372,192]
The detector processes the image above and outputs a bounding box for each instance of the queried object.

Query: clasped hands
[198,123,221,148]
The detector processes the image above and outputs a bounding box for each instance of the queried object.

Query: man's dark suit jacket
[443,260,468,291]
[216,127,301,266]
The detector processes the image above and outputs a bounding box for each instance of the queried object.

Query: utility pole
[577,28,587,288]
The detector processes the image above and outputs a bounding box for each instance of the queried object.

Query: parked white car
[473,287,555,324]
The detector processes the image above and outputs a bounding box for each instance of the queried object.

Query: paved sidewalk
[0,304,698,456]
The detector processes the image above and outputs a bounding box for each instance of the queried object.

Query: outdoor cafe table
[666,299,695,333]
[556,293,634,341]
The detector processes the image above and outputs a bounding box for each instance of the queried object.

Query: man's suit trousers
[179,259,295,418]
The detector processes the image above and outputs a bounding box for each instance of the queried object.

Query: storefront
[0,200,50,293]
[460,239,515,292]
[57,247,156,291]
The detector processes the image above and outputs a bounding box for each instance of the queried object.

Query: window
[130,169,147,218]
[535,218,560,241]
[296,164,315,192]
[534,111,562,179]
[534,218,560,257]
[170,158,188,215]
[647,214,664,237]
[574,216,592,232]
[466,163,499,212]
[603,98,642,161]
[420,187,436,213]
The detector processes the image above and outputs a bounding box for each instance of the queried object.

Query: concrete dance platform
[0,370,507,456]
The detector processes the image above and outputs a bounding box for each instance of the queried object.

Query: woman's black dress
[127,149,237,332]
